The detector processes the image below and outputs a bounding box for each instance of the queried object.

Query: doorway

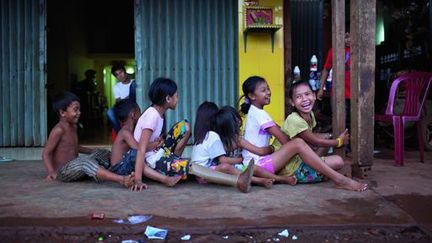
[47,0,134,145]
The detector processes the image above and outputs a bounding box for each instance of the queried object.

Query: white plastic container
[293,66,301,80]
[310,55,318,71]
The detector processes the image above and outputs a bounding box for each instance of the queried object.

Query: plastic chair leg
[393,116,404,166]
[417,121,425,162]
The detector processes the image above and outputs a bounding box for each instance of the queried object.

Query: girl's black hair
[52,91,80,116]
[148,77,178,106]
[214,106,242,153]
[239,76,266,114]
[194,101,219,145]
[288,79,313,99]
[114,98,139,122]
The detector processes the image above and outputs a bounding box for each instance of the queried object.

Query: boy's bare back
[111,123,162,166]
[43,121,79,172]
[111,125,136,166]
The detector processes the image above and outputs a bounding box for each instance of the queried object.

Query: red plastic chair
[375,72,432,166]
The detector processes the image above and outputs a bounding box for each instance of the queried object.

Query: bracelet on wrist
[336,137,344,148]
[270,145,275,153]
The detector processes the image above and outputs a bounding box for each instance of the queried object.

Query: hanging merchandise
[293,66,301,81]
[309,55,319,91]
[310,55,318,71]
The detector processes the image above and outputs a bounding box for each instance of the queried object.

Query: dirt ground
[1,147,431,242]
[1,222,430,242]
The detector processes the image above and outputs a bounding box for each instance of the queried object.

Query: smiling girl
[241,76,367,191]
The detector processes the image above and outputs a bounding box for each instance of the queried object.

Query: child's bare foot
[163,176,182,187]
[252,177,274,189]
[236,160,254,193]
[277,175,297,185]
[122,172,136,188]
[334,177,368,192]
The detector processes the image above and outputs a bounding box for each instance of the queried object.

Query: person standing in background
[317,32,351,138]
[107,63,136,133]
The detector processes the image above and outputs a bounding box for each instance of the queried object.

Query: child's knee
[335,156,344,169]
[291,138,307,150]
[183,120,191,133]
[176,120,191,134]
[82,160,99,177]
[217,163,231,172]
[328,155,344,170]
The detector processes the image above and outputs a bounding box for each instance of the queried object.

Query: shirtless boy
[42,91,134,188]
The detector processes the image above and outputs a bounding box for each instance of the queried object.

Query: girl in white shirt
[191,102,273,189]
[214,106,297,185]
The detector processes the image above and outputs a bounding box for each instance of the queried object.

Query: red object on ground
[90,213,105,220]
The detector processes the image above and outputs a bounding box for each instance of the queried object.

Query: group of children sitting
[42,76,368,193]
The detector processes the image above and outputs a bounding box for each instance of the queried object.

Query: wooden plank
[331,0,345,158]
[350,0,376,167]
[283,0,292,117]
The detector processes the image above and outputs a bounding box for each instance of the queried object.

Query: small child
[288,79,349,153]
[272,80,349,182]
[275,80,348,179]
[191,102,272,190]
[109,98,181,188]
[42,91,134,188]
[131,79,253,192]
[214,106,297,185]
[240,76,368,191]
[131,78,191,191]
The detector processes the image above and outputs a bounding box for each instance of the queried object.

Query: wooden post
[283,0,293,117]
[350,0,376,177]
[331,0,345,158]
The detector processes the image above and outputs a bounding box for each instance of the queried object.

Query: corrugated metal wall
[0,0,47,146]
[291,0,323,75]
[134,0,238,128]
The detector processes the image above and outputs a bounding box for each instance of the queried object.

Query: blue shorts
[294,162,325,184]
[110,149,137,176]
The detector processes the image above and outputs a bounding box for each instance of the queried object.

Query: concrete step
[0,145,193,161]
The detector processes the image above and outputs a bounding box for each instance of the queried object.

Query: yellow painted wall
[238,0,285,125]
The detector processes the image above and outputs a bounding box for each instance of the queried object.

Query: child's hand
[130,181,148,191]
[148,137,164,151]
[45,172,57,181]
[338,129,350,145]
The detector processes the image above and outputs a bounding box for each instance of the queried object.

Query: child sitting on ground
[214,105,298,185]
[191,102,272,190]
[42,91,134,188]
[109,98,181,188]
[287,79,349,155]
[131,78,253,192]
[131,78,191,191]
[240,76,367,191]
[274,79,348,181]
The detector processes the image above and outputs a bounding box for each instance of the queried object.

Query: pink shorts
[258,155,275,174]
